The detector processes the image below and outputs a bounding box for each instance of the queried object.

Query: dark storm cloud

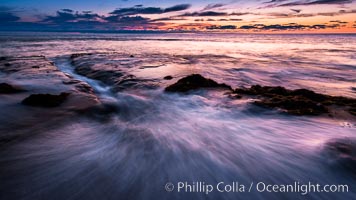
[109,4,191,16]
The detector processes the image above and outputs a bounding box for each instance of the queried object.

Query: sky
[0,0,355,33]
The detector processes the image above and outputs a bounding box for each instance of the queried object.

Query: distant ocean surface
[0,32,355,200]
[1,32,355,97]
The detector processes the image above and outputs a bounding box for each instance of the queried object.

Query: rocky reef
[0,83,25,94]
[70,53,158,91]
[0,56,99,143]
[165,74,232,92]
[22,92,70,107]
[235,85,356,116]
[166,74,356,117]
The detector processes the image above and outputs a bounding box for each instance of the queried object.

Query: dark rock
[117,78,140,88]
[70,53,92,59]
[75,83,94,93]
[0,83,25,94]
[234,85,356,116]
[75,66,124,86]
[349,108,356,116]
[63,80,81,85]
[130,55,135,58]
[31,66,40,69]
[164,75,173,80]
[235,85,288,96]
[22,92,70,107]
[165,74,232,93]
[254,96,328,115]
[77,102,119,122]
[290,89,326,102]
[323,139,356,174]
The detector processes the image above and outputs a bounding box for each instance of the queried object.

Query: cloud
[43,9,101,23]
[304,0,353,5]
[164,4,191,12]
[262,0,353,8]
[203,4,226,11]
[279,0,353,6]
[264,9,356,18]
[0,12,20,22]
[153,17,187,21]
[193,18,243,22]
[229,18,243,21]
[180,11,228,17]
[207,25,237,29]
[1,2,354,32]
[109,4,191,16]
[104,15,149,23]
[0,6,20,22]
[61,9,74,13]
[35,8,173,31]
[264,0,289,3]
[109,6,161,15]
[239,23,342,30]
[329,20,348,23]
[291,9,302,13]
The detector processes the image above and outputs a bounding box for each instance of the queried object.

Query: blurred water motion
[0,32,355,200]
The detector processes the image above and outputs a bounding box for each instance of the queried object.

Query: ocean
[0,32,355,200]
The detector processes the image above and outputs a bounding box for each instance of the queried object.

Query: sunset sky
[1,0,355,32]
